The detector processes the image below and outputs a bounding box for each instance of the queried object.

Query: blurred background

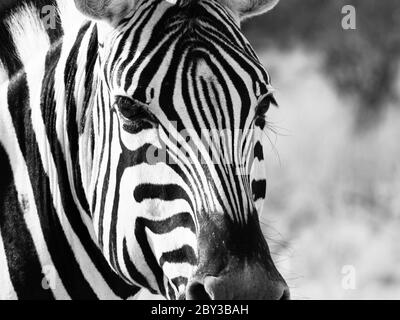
[243,0,400,299]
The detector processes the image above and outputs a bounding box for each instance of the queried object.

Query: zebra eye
[255,94,277,118]
[115,96,150,121]
[115,96,157,133]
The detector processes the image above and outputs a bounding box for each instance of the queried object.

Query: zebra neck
[56,22,100,214]
[0,3,143,299]
[0,1,92,224]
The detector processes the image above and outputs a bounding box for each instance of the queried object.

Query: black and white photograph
[0,0,399,303]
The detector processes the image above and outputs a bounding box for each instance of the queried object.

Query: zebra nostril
[186,280,212,300]
[187,274,290,300]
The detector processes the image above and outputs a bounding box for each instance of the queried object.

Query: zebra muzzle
[186,263,290,300]
[185,215,290,300]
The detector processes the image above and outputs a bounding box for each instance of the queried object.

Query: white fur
[56,0,87,37]
[6,4,51,72]
[0,61,7,85]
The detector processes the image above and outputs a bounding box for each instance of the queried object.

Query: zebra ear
[222,0,280,20]
[73,0,135,24]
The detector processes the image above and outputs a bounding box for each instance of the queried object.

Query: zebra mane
[5,3,52,76]
[0,0,86,81]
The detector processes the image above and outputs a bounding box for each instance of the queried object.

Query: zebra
[0,0,289,300]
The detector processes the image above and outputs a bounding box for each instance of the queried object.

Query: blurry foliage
[243,0,400,127]
[255,48,400,299]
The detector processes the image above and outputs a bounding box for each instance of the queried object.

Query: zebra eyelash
[114,96,153,120]
[114,96,158,133]
[255,93,278,119]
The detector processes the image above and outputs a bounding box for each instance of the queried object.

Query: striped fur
[0,0,283,300]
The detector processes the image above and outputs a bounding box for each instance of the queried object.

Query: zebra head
[74,0,288,299]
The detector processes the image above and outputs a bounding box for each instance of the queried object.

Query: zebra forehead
[191,58,216,80]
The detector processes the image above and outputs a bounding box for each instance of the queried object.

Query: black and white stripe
[0,0,281,300]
